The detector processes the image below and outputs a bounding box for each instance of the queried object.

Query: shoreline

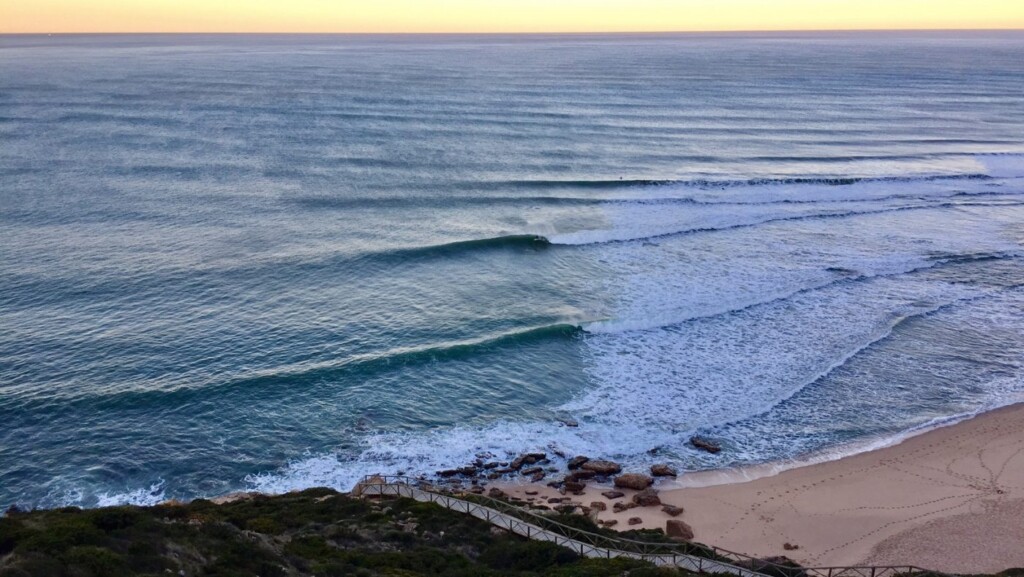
[661,399,1024,490]
[498,402,1024,573]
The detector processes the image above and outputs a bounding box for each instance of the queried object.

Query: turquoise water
[1,32,1024,508]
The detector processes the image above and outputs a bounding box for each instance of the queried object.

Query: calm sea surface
[2,32,1023,508]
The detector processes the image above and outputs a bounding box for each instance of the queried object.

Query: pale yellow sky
[2,0,1023,34]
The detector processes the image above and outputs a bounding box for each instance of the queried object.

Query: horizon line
[4,27,1024,36]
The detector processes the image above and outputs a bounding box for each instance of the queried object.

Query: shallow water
[1,32,1023,508]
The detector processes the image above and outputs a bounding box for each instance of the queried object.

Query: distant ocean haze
[0,32,1023,508]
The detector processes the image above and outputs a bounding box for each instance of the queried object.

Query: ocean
[1,32,1023,509]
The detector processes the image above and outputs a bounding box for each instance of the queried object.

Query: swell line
[289,195,605,210]
[452,172,992,193]
[383,234,551,258]
[275,233,552,276]
[0,234,554,312]
[280,184,1024,215]
[551,200,1024,246]
[608,188,1022,208]
[584,251,1021,335]
[289,187,1022,213]
[3,323,583,411]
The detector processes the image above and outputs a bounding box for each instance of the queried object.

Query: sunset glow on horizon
[2,0,1024,34]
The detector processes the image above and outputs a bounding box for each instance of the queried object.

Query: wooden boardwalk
[355,475,952,577]
[358,476,770,576]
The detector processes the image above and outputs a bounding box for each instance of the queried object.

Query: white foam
[666,393,1024,489]
[581,257,936,335]
[41,487,84,510]
[244,420,667,494]
[95,480,166,507]
[570,279,976,431]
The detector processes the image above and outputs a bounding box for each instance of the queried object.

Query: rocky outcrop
[612,501,638,513]
[650,464,677,477]
[563,480,586,494]
[589,501,607,511]
[601,490,625,500]
[661,504,684,517]
[565,469,597,481]
[613,473,654,490]
[210,492,256,505]
[690,437,721,454]
[510,452,547,470]
[581,460,622,475]
[627,517,642,526]
[666,519,694,541]
[567,456,589,470]
[631,488,661,507]
[437,466,478,477]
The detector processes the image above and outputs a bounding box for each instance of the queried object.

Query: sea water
[1,32,1023,508]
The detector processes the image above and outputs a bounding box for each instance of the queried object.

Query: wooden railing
[355,475,955,577]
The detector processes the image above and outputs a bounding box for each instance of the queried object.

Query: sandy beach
[500,403,1024,574]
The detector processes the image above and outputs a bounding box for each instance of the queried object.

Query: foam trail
[549,200,1023,246]
[95,481,167,507]
[547,203,867,245]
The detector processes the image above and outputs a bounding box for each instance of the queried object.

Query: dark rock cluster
[430,452,704,540]
[434,452,689,501]
[690,436,722,454]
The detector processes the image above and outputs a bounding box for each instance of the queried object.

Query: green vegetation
[0,488,699,577]
[1,488,1011,577]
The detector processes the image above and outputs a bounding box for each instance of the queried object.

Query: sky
[2,0,1024,34]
